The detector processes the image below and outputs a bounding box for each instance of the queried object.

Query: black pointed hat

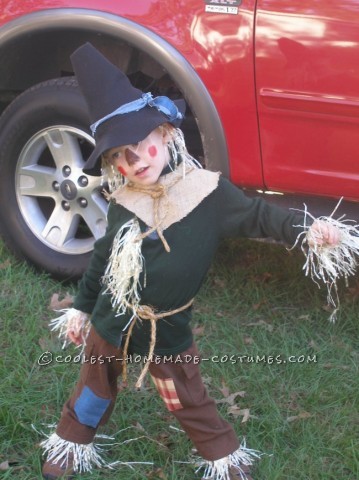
[70,43,186,175]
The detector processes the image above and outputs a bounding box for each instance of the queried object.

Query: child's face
[106,128,171,186]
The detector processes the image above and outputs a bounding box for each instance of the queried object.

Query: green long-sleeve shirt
[74,175,305,356]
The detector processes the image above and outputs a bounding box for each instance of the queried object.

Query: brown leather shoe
[42,455,75,479]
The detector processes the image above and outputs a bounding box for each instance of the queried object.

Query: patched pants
[56,327,239,461]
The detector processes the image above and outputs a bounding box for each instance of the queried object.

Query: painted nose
[125,148,140,166]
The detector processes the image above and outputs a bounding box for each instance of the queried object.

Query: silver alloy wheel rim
[15,126,108,255]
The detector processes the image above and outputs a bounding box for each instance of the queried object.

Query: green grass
[0,238,358,479]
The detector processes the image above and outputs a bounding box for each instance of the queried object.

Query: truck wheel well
[0,8,229,176]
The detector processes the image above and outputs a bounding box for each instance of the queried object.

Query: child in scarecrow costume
[40,43,355,480]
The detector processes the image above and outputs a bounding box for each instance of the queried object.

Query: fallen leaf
[49,293,74,311]
[228,406,252,423]
[146,467,167,479]
[213,277,226,289]
[252,301,267,311]
[216,391,246,406]
[287,393,300,411]
[0,259,11,270]
[40,404,56,416]
[227,404,241,416]
[117,381,128,393]
[308,340,319,349]
[287,411,312,422]
[247,320,274,332]
[322,303,334,313]
[156,412,173,423]
[201,375,212,387]
[134,422,146,432]
[345,279,359,300]
[192,325,205,336]
[156,432,174,448]
[243,336,254,345]
[0,461,9,471]
[239,408,251,423]
[252,272,272,283]
[220,380,230,398]
[323,363,351,371]
[38,337,51,350]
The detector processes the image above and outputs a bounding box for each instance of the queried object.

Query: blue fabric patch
[74,386,111,428]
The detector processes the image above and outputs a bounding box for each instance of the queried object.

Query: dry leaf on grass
[345,279,359,300]
[251,300,267,311]
[0,461,9,471]
[201,375,212,387]
[217,391,246,406]
[146,467,168,479]
[228,406,252,423]
[49,293,74,311]
[220,380,230,398]
[192,325,205,336]
[247,320,274,332]
[218,384,253,423]
[156,432,172,442]
[287,411,312,422]
[0,259,11,270]
[323,363,351,371]
[38,337,51,350]
[308,339,319,350]
[213,277,226,289]
[252,272,272,283]
[217,381,246,406]
[286,391,305,411]
[322,303,335,313]
[133,422,146,432]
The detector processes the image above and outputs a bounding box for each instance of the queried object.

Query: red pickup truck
[0,0,358,279]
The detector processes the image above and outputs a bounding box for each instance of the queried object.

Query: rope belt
[122,298,194,388]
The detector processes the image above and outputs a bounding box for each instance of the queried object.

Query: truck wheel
[0,77,108,279]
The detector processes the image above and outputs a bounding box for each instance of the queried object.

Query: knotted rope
[126,174,184,252]
[122,298,194,388]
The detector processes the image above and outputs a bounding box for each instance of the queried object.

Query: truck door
[255,0,359,201]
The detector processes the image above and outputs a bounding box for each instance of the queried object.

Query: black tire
[0,77,108,280]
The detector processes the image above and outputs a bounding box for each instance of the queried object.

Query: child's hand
[307,220,341,248]
[66,313,87,346]
[49,308,90,348]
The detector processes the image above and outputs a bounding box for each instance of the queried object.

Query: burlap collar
[109,167,220,231]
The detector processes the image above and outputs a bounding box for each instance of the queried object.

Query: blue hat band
[90,92,184,135]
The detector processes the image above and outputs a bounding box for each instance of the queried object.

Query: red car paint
[1,0,358,199]
[0,0,358,277]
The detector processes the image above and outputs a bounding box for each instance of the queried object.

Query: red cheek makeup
[148,145,157,157]
[117,166,127,176]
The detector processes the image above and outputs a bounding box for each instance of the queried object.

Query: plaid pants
[56,327,239,461]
